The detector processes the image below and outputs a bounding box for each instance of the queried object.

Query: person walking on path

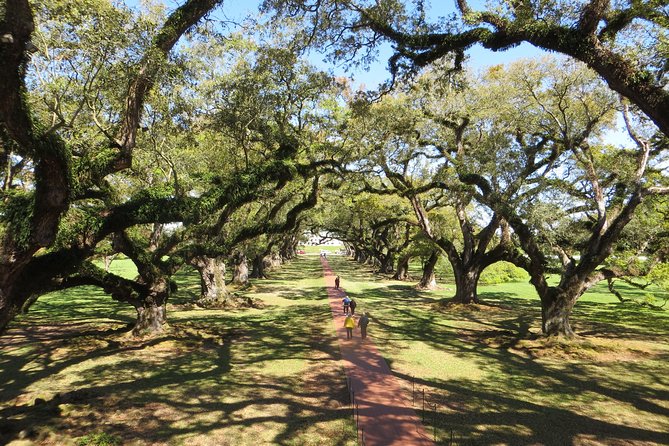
[321,257,433,445]
[358,312,370,339]
[344,314,356,339]
[349,298,357,315]
[342,295,351,315]
[335,275,340,290]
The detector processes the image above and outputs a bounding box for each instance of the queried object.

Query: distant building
[303,232,343,246]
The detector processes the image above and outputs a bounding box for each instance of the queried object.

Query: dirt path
[321,256,433,446]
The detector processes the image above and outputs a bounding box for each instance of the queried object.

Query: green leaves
[0,190,34,250]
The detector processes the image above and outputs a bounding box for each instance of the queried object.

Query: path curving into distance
[321,256,433,446]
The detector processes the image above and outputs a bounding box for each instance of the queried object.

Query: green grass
[0,257,355,446]
[2,253,668,445]
[299,245,342,255]
[327,255,669,445]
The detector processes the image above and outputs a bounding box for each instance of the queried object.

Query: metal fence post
[432,403,437,442]
[422,388,425,422]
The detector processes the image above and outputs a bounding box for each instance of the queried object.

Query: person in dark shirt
[358,313,370,339]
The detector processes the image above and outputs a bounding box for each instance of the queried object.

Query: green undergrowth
[0,257,355,446]
[328,255,669,446]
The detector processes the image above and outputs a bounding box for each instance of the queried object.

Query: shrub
[76,432,122,446]
[480,261,529,285]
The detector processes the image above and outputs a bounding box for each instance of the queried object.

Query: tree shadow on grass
[247,284,329,302]
[0,304,355,445]
[400,370,669,446]
[380,306,669,445]
[371,301,669,444]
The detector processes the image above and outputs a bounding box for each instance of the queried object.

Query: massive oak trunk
[269,253,282,268]
[354,250,366,263]
[543,295,576,337]
[133,299,167,335]
[232,252,249,285]
[191,256,228,306]
[132,280,169,336]
[279,235,298,260]
[250,254,268,279]
[452,265,481,304]
[418,251,439,290]
[538,280,586,337]
[379,252,395,274]
[393,255,411,281]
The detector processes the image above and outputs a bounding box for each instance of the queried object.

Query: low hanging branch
[607,277,668,310]
[0,0,223,335]
[356,0,669,140]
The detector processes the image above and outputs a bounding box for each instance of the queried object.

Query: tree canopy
[1,0,668,339]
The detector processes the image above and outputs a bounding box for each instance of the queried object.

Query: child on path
[349,298,357,315]
[344,314,355,339]
[342,295,351,315]
[358,312,370,339]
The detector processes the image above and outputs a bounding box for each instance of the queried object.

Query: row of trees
[264,0,669,336]
[0,0,350,335]
[1,0,667,338]
[318,58,668,336]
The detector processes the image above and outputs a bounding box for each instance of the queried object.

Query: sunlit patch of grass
[324,255,669,445]
[1,256,356,446]
[393,341,486,381]
[248,358,308,377]
[4,254,668,445]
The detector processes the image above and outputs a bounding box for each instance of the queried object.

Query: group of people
[344,312,369,339]
[336,275,370,340]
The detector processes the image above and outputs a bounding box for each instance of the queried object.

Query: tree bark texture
[418,251,439,290]
[393,255,411,281]
[132,299,167,336]
[541,289,579,337]
[250,254,268,279]
[232,252,249,285]
[354,250,367,263]
[268,253,282,268]
[191,256,228,306]
[451,265,481,304]
[379,252,395,274]
[131,280,169,336]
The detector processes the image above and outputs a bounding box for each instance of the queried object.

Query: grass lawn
[0,256,355,446]
[2,253,668,445]
[329,255,669,446]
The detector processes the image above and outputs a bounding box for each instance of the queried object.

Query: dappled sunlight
[325,255,669,445]
[2,254,667,445]
[1,256,356,446]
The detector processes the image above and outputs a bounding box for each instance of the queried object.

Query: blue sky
[138,0,547,89]
[129,0,628,146]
